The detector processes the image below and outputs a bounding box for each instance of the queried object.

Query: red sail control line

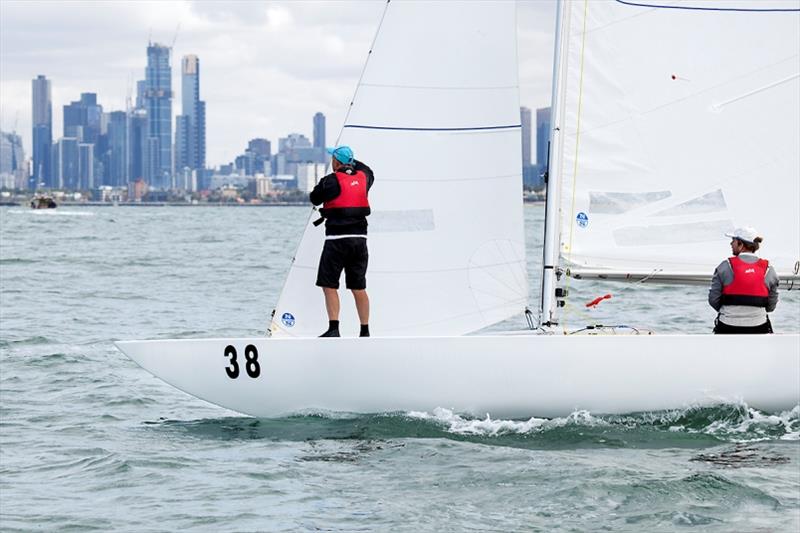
[586,294,612,308]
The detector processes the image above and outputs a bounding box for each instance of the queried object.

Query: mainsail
[543,0,800,323]
[270,1,527,338]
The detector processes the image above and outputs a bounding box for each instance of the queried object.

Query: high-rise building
[78,143,94,190]
[313,112,326,150]
[535,107,551,168]
[248,138,270,174]
[175,115,190,174]
[63,93,102,144]
[135,80,146,110]
[0,131,26,190]
[54,137,79,190]
[278,133,319,179]
[175,55,206,177]
[62,93,105,186]
[145,43,172,188]
[0,130,24,180]
[106,111,128,186]
[128,109,148,183]
[31,75,52,189]
[529,106,551,190]
[520,106,532,167]
[278,133,311,153]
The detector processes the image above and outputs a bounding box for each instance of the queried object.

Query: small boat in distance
[30,195,57,209]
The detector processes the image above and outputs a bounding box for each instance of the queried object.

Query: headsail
[549,0,800,284]
[270,1,527,338]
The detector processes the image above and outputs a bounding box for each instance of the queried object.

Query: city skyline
[0,1,556,167]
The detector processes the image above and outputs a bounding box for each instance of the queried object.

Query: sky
[0,0,557,167]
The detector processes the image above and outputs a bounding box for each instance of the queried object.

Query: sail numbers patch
[576,212,589,228]
[281,312,295,327]
[224,344,261,379]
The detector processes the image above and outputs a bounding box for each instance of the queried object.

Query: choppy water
[1,205,798,532]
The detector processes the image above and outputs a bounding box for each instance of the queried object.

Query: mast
[539,0,569,327]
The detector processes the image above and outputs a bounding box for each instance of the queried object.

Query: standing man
[310,145,375,337]
[708,227,779,334]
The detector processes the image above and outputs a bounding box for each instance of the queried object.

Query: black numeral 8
[244,344,261,378]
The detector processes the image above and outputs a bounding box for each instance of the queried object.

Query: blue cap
[326,145,354,165]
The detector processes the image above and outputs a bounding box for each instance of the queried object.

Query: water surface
[1,205,798,532]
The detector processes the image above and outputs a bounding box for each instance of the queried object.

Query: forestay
[270,1,527,338]
[552,0,800,276]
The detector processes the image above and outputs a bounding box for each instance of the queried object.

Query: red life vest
[323,170,370,210]
[721,256,770,307]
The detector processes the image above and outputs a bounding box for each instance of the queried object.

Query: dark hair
[741,236,762,252]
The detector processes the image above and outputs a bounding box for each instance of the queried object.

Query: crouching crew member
[310,145,375,338]
[708,227,779,334]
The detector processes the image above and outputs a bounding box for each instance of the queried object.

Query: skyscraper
[175,55,206,177]
[533,106,552,190]
[0,131,24,174]
[54,137,79,190]
[520,106,532,167]
[313,112,326,150]
[106,111,128,186]
[31,75,52,189]
[0,131,25,190]
[535,107,551,168]
[128,109,148,183]
[247,138,271,174]
[78,143,94,190]
[135,80,146,110]
[145,43,172,189]
[63,93,102,143]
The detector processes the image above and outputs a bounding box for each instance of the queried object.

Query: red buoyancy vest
[323,170,370,210]
[721,256,770,307]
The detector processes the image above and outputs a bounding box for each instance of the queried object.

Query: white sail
[270,0,527,338]
[551,0,800,280]
[117,1,800,419]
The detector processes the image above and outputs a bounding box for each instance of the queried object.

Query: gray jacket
[708,253,779,327]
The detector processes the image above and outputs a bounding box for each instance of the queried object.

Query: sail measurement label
[576,212,589,228]
[223,344,261,379]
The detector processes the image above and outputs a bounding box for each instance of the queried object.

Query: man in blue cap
[310,145,375,337]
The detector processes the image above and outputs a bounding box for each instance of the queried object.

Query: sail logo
[576,212,589,228]
[281,312,295,327]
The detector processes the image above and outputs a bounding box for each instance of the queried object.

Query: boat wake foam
[405,403,800,442]
[8,209,95,217]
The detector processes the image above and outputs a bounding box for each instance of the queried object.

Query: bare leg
[352,289,370,325]
[323,287,340,321]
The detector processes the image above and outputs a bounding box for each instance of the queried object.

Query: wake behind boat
[116,0,800,418]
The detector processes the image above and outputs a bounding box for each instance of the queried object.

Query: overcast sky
[0,0,557,167]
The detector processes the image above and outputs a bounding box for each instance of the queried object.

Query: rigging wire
[560,0,590,334]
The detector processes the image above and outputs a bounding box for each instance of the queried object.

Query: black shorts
[316,237,368,290]
[713,317,773,334]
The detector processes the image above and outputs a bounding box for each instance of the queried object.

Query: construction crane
[170,23,181,50]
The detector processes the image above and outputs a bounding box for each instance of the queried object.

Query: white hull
[116,334,800,418]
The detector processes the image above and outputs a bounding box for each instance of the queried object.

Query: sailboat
[116,0,800,418]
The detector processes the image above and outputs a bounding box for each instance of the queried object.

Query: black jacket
[309,160,375,236]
